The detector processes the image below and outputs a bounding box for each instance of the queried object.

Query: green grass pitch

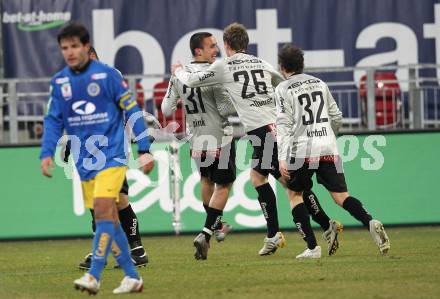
[1,226,439,298]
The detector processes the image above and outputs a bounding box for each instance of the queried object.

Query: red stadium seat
[359,72,402,128]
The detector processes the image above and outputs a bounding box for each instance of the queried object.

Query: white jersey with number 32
[275,73,343,160]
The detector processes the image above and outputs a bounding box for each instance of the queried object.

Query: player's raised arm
[213,85,236,118]
[263,60,285,88]
[325,85,343,134]
[173,60,225,88]
[161,76,180,117]
[40,82,65,177]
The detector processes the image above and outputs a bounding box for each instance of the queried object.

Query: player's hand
[171,63,183,75]
[41,157,55,178]
[279,160,290,179]
[139,152,155,174]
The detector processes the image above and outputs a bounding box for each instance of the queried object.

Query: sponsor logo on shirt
[288,79,321,90]
[55,77,69,84]
[249,98,272,107]
[91,72,108,80]
[227,58,262,65]
[72,100,96,115]
[198,71,215,82]
[192,119,206,128]
[61,82,72,100]
[87,82,100,97]
[306,127,328,138]
[68,101,109,127]
[278,96,286,113]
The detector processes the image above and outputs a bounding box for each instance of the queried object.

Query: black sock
[202,207,223,242]
[118,204,145,256]
[90,209,96,233]
[292,203,317,249]
[203,204,209,213]
[342,196,373,229]
[256,183,279,238]
[303,190,330,231]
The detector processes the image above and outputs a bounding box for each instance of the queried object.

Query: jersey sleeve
[325,85,343,134]
[212,85,236,117]
[175,60,225,88]
[107,68,151,152]
[161,76,180,117]
[262,59,284,87]
[40,81,64,159]
[275,86,295,161]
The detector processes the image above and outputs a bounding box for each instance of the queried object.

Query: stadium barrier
[0,64,439,145]
[1,131,439,240]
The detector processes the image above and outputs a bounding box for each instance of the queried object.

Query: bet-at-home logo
[2,11,71,31]
[69,150,272,229]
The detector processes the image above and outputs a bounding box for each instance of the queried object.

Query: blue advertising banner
[1,0,438,100]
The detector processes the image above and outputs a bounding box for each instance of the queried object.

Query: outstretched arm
[172,60,225,88]
[161,77,180,117]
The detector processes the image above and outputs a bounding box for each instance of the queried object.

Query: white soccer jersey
[175,53,284,132]
[275,73,343,160]
[162,62,236,151]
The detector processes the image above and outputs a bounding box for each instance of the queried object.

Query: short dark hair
[223,23,249,51]
[89,46,99,60]
[278,44,304,74]
[190,32,213,56]
[57,22,90,45]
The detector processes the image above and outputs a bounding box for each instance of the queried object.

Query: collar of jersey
[287,73,302,79]
[69,59,92,75]
[191,61,209,64]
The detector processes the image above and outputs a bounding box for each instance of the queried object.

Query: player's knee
[288,189,304,206]
[117,193,129,210]
[330,192,349,206]
[277,176,288,188]
[250,170,267,187]
[214,183,232,197]
[93,198,117,221]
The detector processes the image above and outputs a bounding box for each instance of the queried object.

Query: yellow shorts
[81,166,127,209]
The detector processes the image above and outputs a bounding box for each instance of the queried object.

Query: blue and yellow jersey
[40,60,150,180]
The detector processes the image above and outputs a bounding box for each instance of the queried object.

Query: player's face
[199,36,219,64]
[89,51,98,60]
[60,37,90,70]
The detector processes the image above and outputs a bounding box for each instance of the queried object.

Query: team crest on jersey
[61,83,72,100]
[87,82,100,97]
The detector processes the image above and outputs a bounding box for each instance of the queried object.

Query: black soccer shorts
[286,156,348,193]
[192,142,236,185]
[247,124,281,180]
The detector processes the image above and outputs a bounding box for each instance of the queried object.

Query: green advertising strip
[1,132,439,240]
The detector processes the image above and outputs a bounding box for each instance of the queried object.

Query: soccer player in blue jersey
[63,47,149,271]
[40,22,153,294]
